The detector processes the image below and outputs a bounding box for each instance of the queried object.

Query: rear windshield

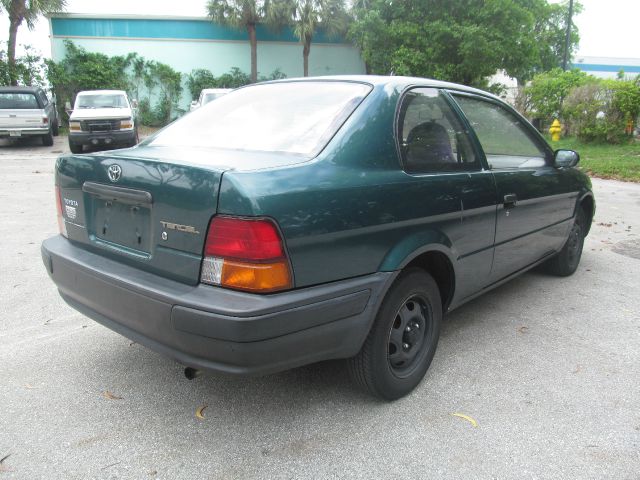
[0,93,39,109]
[76,94,128,109]
[149,81,371,156]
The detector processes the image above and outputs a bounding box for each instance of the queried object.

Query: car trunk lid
[56,147,227,284]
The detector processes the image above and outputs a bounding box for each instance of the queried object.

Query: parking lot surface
[1,137,639,479]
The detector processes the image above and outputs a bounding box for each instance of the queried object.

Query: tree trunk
[7,16,21,86]
[303,37,311,77]
[248,23,257,83]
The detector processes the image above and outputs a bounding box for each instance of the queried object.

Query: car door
[396,88,497,301]
[451,93,578,282]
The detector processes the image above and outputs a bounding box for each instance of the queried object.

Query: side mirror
[131,99,138,108]
[554,149,580,168]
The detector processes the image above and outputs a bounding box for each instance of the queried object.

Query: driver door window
[452,95,547,169]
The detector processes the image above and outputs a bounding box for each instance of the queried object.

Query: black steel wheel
[544,208,587,276]
[348,268,442,400]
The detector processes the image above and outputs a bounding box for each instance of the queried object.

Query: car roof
[264,75,501,101]
[77,90,127,96]
[0,86,41,94]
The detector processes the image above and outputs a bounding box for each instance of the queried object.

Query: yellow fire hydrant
[549,119,562,142]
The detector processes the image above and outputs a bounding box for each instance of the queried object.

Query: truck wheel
[42,130,54,146]
[348,268,442,400]
[69,140,82,154]
[128,128,139,147]
[544,208,587,277]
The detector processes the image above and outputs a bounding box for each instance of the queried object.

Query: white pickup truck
[67,90,138,154]
[0,86,59,145]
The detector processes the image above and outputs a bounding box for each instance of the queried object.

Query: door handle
[503,193,518,208]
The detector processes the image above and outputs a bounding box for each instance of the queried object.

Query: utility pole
[562,0,575,70]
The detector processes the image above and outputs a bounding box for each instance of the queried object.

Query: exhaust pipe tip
[184,367,202,380]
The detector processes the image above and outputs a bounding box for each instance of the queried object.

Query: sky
[0,0,639,60]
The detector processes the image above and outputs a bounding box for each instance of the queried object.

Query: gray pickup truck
[0,86,59,146]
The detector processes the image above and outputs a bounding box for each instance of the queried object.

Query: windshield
[202,93,226,105]
[150,81,371,156]
[0,93,39,109]
[76,94,128,109]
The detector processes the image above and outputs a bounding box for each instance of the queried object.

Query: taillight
[55,185,67,237]
[42,116,49,125]
[201,216,292,293]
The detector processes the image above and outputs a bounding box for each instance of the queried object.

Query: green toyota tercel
[42,76,594,400]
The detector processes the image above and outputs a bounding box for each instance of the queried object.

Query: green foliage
[143,60,183,125]
[551,135,640,182]
[0,43,46,86]
[213,67,252,88]
[207,0,268,82]
[46,41,183,127]
[186,69,218,100]
[187,67,287,99]
[348,0,581,86]
[287,0,350,76]
[0,0,68,85]
[0,0,68,29]
[562,79,640,144]
[522,68,590,122]
[44,40,132,123]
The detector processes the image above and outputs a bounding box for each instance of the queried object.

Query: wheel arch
[578,192,595,234]
[379,234,457,312]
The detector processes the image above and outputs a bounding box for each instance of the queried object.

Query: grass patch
[547,136,640,182]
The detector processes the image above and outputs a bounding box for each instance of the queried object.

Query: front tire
[544,208,587,276]
[52,119,59,136]
[348,268,442,400]
[68,140,82,154]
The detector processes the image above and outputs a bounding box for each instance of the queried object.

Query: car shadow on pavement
[85,269,556,412]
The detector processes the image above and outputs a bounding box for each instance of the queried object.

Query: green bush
[563,79,640,143]
[186,69,218,100]
[522,68,591,125]
[186,67,288,100]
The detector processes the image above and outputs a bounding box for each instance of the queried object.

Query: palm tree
[290,0,348,77]
[207,0,287,83]
[0,0,67,85]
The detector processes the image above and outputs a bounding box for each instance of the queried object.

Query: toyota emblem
[107,164,122,183]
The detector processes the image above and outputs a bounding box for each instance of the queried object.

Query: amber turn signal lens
[220,259,291,293]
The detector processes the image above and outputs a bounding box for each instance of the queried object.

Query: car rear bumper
[69,129,135,146]
[41,235,393,375]
[0,127,49,137]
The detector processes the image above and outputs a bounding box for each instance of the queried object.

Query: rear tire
[42,129,54,146]
[348,268,442,400]
[544,208,587,276]
[69,140,82,154]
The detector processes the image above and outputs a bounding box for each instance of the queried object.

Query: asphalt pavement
[1,136,638,479]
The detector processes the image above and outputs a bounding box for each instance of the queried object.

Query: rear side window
[0,93,39,109]
[453,95,547,169]
[398,88,479,173]
[149,82,371,157]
